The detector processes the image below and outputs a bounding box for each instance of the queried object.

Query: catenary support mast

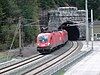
[85,0,89,46]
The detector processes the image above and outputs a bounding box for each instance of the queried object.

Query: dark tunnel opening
[58,22,80,41]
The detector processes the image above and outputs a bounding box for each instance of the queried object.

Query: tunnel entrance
[58,22,80,41]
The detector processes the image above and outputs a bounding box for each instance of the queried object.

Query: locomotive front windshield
[38,35,48,43]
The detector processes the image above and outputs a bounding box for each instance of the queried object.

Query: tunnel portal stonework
[47,7,86,40]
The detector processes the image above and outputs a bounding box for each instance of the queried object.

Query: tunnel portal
[58,22,80,41]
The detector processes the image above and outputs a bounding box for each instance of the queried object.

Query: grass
[0,51,11,63]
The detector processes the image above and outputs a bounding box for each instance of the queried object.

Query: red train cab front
[37,33,51,53]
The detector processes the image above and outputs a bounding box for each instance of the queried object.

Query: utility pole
[85,0,89,47]
[18,17,23,57]
[91,9,94,50]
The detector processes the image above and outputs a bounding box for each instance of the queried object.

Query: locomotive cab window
[38,35,48,43]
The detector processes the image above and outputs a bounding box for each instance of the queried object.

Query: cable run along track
[0,41,80,75]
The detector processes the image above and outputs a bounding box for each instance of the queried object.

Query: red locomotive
[36,30,68,53]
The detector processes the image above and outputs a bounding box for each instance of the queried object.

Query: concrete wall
[90,21,100,41]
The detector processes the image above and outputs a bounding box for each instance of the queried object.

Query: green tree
[8,0,21,18]
[0,4,4,20]
[16,0,40,44]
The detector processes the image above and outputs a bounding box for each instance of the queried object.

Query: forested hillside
[0,0,100,50]
[0,0,40,50]
[39,0,100,19]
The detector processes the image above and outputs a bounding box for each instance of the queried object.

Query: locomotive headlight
[37,43,39,46]
[47,43,50,45]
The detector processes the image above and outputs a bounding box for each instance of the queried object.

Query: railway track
[0,41,79,75]
[23,41,78,75]
[0,53,44,74]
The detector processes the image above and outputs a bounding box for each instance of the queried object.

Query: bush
[0,24,19,51]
